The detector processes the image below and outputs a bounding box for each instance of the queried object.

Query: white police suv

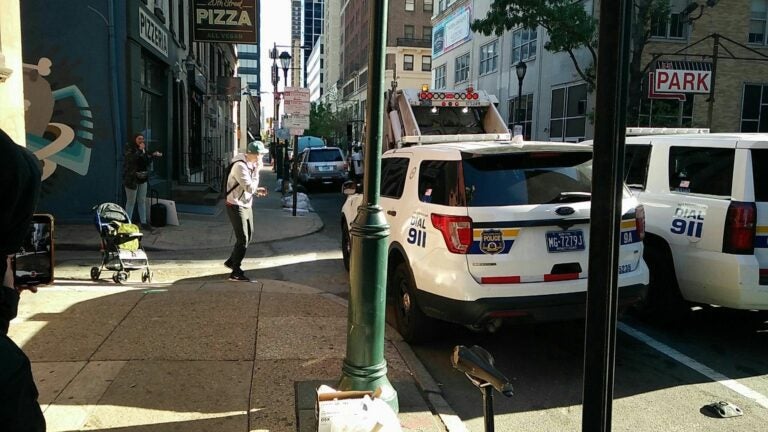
[341,140,649,342]
[621,133,768,317]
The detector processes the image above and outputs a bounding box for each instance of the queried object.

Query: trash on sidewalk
[316,385,402,432]
[282,192,314,213]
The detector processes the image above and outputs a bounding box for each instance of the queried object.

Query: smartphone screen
[13,214,55,286]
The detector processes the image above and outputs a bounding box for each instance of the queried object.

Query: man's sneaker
[224,259,233,270]
[228,272,250,282]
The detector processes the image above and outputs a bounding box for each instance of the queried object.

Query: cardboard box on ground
[316,385,402,432]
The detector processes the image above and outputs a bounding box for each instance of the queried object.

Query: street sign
[290,128,305,136]
[283,115,310,129]
[276,128,290,140]
[283,87,310,101]
[284,99,310,115]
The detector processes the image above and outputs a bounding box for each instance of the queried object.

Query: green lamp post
[337,0,398,412]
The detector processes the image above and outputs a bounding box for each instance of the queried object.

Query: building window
[435,64,446,89]
[479,40,498,75]
[741,83,768,131]
[438,0,446,13]
[508,94,534,140]
[177,0,185,44]
[424,0,433,12]
[637,97,695,128]
[404,54,414,71]
[423,26,433,41]
[750,0,768,44]
[511,27,537,64]
[406,0,415,11]
[650,0,686,40]
[454,53,470,84]
[404,25,415,39]
[550,84,588,142]
[422,55,432,72]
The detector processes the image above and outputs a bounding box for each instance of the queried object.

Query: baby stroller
[90,202,153,284]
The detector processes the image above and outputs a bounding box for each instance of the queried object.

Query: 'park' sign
[653,61,712,94]
[192,0,258,44]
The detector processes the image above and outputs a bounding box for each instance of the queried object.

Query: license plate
[546,230,585,253]
[318,165,333,172]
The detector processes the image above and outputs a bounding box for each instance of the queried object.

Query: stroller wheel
[141,270,153,283]
[90,267,101,281]
[113,271,129,284]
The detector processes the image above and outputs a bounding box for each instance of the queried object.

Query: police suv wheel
[390,262,434,343]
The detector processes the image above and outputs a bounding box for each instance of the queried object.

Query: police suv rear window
[460,151,592,207]
[308,149,343,163]
[752,149,768,202]
[667,147,733,196]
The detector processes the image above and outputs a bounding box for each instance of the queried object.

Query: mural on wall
[23,57,93,180]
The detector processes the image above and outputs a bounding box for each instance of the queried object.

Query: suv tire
[636,243,688,324]
[390,262,434,343]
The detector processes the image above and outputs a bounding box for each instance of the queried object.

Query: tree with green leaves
[305,102,337,139]
[471,0,674,123]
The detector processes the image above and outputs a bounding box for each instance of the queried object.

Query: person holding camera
[0,128,46,431]
[123,133,162,230]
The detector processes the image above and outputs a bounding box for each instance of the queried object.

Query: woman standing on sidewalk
[123,133,162,230]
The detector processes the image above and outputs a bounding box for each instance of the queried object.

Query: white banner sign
[654,69,711,94]
[283,115,310,129]
[290,128,305,136]
[283,87,310,101]
[284,99,310,115]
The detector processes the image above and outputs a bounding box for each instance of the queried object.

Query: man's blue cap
[246,141,269,154]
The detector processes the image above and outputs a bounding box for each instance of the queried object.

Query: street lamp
[515,61,527,138]
[269,44,283,181]
[279,51,291,84]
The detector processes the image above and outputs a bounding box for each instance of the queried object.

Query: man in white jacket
[224,141,269,281]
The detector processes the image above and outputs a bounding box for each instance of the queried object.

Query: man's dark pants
[226,203,253,272]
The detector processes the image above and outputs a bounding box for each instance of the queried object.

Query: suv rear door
[459,149,595,284]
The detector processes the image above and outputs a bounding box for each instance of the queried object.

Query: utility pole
[338,0,398,412]
[706,34,720,129]
[270,44,282,182]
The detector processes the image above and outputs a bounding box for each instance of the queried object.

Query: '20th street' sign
[192,0,258,44]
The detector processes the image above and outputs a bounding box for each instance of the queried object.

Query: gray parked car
[297,146,348,189]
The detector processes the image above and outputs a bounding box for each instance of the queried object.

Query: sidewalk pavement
[10,167,466,432]
[55,168,324,252]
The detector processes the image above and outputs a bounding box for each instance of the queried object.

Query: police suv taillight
[635,205,646,241]
[431,214,472,254]
[722,201,756,255]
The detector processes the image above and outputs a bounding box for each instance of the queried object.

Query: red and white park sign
[654,68,711,94]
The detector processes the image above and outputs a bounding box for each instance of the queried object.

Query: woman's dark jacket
[123,145,153,190]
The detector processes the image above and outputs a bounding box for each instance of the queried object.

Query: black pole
[482,386,494,432]
[517,77,524,134]
[292,134,298,216]
[707,34,720,129]
[581,0,632,430]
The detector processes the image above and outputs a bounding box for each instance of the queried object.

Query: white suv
[340,141,649,342]
[621,133,768,317]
